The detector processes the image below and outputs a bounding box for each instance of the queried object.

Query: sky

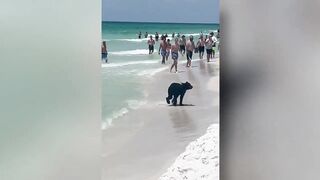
[102,0,219,24]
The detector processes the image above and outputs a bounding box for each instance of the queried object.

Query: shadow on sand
[168,104,195,107]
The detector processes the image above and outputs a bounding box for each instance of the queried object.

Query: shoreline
[102,57,219,180]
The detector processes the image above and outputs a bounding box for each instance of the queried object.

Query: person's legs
[189,51,193,67]
[170,63,174,72]
[175,61,177,72]
[206,49,210,62]
[186,51,191,67]
[161,50,166,64]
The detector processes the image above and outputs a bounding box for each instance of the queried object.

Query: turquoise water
[101,21,219,129]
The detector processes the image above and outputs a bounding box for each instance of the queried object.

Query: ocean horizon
[102,20,219,25]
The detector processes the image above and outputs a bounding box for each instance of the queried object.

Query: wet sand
[102,58,219,180]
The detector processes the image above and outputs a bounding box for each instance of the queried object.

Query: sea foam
[109,49,158,56]
[101,60,158,68]
[102,100,147,130]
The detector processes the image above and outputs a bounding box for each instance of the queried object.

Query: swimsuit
[161,49,167,56]
[101,52,108,62]
[149,45,154,51]
[187,50,193,60]
[199,46,205,52]
[171,51,179,60]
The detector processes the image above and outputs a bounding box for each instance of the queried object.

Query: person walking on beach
[159,36,168,64]
[186,36,195,67]
[211,34,218,59]
[170,38,180,73]
[145,32,148,38]
[138,32,142,39]
[166,39,171,61]
[155,32,159,41]
[205,35,214,62]
[101,41,108,63]
[148,35,155,54]
[197,37,205,59]
[179,35,186,56]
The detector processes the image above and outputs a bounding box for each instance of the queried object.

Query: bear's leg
[166,91,173,104]
[179,93,185,105]
[172,95,178,106]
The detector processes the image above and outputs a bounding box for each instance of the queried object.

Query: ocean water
[101,21,219,129]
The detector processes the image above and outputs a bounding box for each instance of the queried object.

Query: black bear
[166,81,193,106]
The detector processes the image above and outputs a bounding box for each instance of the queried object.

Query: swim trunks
[161,50,167,56]
[206,49,213,54]
[171,51,179,60]
[199,46,205,52]
[187,50,193,60]
[180,45,185,51]
[101,52,108,62]
[149,45,154,51]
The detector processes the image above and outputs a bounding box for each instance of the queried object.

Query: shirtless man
[138,32,142,39]
[166,39,171,60]
[170,38,180,73]
[197,37,205,59]
[186,36,195,67]
[155,32,159,41]
[205,35,214,62]
[147,35,155,54]
[101,41,108,63]
[179,35,186,55]
[144,32,148,38]
[211,34,218,59]
[159,36,168,64]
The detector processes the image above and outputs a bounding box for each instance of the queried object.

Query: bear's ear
[186,81,189,83]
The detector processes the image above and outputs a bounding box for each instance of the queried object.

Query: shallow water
[101,21,219,129]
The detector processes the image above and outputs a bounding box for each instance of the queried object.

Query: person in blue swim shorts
[170,38,180,73]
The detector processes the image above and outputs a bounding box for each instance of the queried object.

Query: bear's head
[183,81,193,90]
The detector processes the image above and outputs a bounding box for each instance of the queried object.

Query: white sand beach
[102,58,219,180]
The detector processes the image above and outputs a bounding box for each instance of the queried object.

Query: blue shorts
[161,50,167,57]
[171,52,179,60]
[102,52,108,60]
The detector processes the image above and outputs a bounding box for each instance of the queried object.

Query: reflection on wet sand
[169,108,197,141]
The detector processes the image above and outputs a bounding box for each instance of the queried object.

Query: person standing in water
[155,32,159,41]
[179,35,186,56]
[186,36,195,67]
[172,32,175,38]
[138,32,142,39]
[159,36,168,64]
[205,35,214,62]
[197,36,205,59]
[166,39,171,61]
[148,35,155,54]
[145,32,148,38]
[101,41,108,63]
[170,38,180,73]
[211,33,218,59]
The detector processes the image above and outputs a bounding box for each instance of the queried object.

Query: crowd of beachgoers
[101,29,220,73]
